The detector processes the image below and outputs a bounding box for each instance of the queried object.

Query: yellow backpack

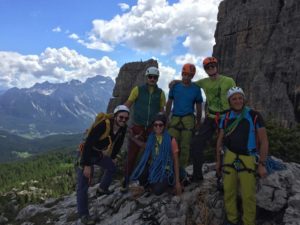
[79,113,113,155]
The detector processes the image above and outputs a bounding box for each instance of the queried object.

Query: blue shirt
[169,83,203,116]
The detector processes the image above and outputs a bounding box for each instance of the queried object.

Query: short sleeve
[168,85,174,99]
[127,86,139,102]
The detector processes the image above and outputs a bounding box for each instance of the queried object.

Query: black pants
[190,117,218,179]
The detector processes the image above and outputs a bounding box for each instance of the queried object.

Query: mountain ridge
[0,75,114,137]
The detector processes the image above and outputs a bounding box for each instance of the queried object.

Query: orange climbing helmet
[182,63,196,76]
[203,57,218,68]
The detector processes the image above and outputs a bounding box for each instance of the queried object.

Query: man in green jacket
[122,66,166,191]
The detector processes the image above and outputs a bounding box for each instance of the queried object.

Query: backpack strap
[99,119,111,141]
[224,111,230,129]
[251,112,259,150]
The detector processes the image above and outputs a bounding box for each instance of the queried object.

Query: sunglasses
[204,64,216,70]
[147,75,158,80]
[118,115,129,121]
[153,123,164,128]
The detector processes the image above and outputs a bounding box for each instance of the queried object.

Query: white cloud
[68,33,79,40]
[0,48,119,89]
[119,3,130,11]
[52,26,61,32]
[175,53,209,80]
[77,0,221,55]
[157,62,177,94]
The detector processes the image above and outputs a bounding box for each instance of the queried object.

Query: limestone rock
[106,59,158,113]
[5,160,300,225]
[213,0,300,126]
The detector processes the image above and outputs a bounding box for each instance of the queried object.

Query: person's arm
[171,138,181,196]
[165,99,173,122]
[81,122,106,179]
[257,127,269,178]
[195,102,202,130]
[215,129,224,177]
[160,91,166,112]
[110,127,127,159]
[124,100,133,108]
[124,86,139,108]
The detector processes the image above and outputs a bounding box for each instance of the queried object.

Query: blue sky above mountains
[0,0,221,92]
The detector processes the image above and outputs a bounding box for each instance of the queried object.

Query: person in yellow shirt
[122,66,166,192]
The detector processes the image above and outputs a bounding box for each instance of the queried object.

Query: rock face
[213,0,300,127]
[106,59,158,113]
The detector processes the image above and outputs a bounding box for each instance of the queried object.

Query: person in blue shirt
[166,63,203,171]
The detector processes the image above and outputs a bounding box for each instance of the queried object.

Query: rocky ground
[1,159,300,225]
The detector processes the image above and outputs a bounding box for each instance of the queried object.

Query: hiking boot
[96,187,114,197]
[80,215,96,225]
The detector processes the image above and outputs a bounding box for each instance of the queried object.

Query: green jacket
[133,84,162,127]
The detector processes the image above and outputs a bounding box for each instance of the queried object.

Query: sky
[0,0,222,93]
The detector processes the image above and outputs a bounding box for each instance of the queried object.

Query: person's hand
[258,164,268,178]
[83,166,91,179]
[175,181,182,196]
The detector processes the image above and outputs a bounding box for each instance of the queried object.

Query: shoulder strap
[224,107,247,136]
[249,110,259,150]
[224,111,230,129]
[99,119,111,141]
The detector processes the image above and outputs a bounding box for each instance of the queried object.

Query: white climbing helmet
[113,105,130,114]
[227,87,245,99]
[145,66,159,76]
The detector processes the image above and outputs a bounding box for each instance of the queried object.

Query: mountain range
[0,75,114,137]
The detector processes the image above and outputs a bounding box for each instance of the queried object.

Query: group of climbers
[76,56,270,225]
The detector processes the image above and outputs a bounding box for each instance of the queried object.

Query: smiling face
[153,120,165,135]
[229,93,245,112]
[115,111,129,127]
[204,63,218,77]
